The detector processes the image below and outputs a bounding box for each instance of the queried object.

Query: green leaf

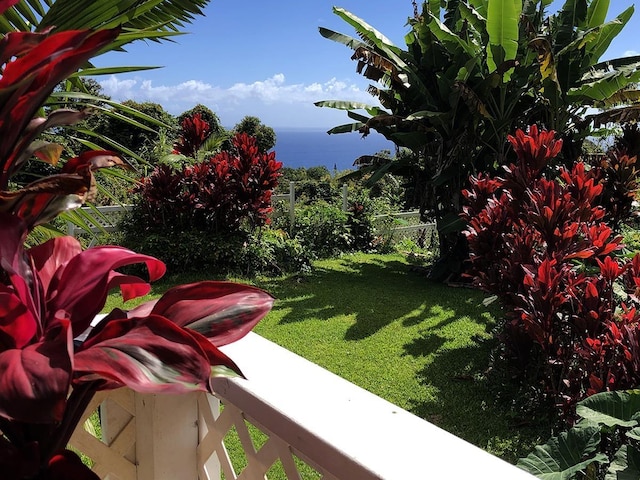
[69,65,162,77]
[627,427,640,441]
[586,0,609,29]
[437,212,466,235]
[318,27,365,51]
[426,11,477,59]
[517,425,608,479]
[606,445,640,480]
[326,123,366,135]
[486,0,520,80]
[332,7,403,58]
[586,6,634,63]
[314,100,380,111]
[569,69,640,103]
[576,390,640,428]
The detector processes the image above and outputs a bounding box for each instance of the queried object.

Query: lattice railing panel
[68,388,137,480]
[197,394,325,480]
[65,332,536,480]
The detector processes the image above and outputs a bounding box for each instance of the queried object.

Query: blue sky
[94,1,640,129]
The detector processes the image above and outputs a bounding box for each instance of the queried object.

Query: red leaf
[46,246,166,336]
[28,236,82,295]
[0,320,72,423]
[47,449,99,480]
[0,28,120,186]
[0,0,19,18]
[0,285,37,349]
[74,316,213,394]
[147,281,274,346]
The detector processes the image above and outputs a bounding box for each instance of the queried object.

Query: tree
[178,104,224,137]
[92,100,178,163]
[316,0,640,280]
[233,115,276,152]
[174,106,230,162]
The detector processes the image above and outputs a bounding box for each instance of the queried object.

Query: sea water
[272,128,395,172]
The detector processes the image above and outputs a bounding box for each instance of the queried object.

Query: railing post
[342,183,348,212]
[289,181,295,231]
[135,393,199,480]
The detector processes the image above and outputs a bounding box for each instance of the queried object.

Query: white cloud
[624,50,640,57]
[98,73,376,128]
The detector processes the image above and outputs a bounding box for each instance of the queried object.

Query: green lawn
[104,252,550,466]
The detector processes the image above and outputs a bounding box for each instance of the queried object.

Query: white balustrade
[69,332,536,479]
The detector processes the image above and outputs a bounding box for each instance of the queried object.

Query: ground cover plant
[104,252,554,470]
[518,389,640,479]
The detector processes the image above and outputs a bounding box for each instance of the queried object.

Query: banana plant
[317,0,640,281]
[316,1,537,279]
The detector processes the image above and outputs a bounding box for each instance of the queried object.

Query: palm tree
[0,0,211,236]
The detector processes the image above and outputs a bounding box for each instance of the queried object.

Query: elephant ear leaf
[576,390,640,428]
[517,425,607,479]
[606,445,640,480]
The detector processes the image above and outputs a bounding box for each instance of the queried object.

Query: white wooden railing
[69,332,535,479]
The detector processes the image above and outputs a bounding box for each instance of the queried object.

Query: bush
[240,228,312,276]
[121,218,310,277]
[463,125,640,422]
[293,202,353,258]
[131,132,282,234]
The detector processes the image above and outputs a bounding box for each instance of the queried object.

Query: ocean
[272,128,395,172]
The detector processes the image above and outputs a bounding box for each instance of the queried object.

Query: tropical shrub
[292,202,353,258]
[317,1,640,281]
[128,131,282,234]
[518,390,640,479]
[0,10,273,480]
[239,228,312,276]
[122,129,290,275]
[463,125,640,421]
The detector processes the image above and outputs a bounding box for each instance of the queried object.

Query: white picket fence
[66,184,435,245]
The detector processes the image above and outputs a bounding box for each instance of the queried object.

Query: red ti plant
[463,125,640,421]
[137,132,282,234]
[173,112,212,158]
[0,4,274,479]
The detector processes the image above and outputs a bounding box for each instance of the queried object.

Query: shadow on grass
[257,255,486,341]
[403,324,551,463]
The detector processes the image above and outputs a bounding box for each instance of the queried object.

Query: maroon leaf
[0,172,91,228]
[28,236,83,296]
[46,246,166,336]
[0,435,39,480]
[0,285,37,349]
[0,28,120,187]
[46,449,99,480]
[74,316,215,393]
[146,281,274,346]
[0,0,19,19]
[0,320,73,423]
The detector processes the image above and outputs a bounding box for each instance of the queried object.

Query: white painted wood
[197,394,222,480]
[214,332,536,480]
[71,330,536,480]
[134,393,199,480]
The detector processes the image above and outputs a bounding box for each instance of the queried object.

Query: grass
[103,252,551,468]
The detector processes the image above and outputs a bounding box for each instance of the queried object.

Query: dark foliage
[133,132,282,234]
[463,125,640,422]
